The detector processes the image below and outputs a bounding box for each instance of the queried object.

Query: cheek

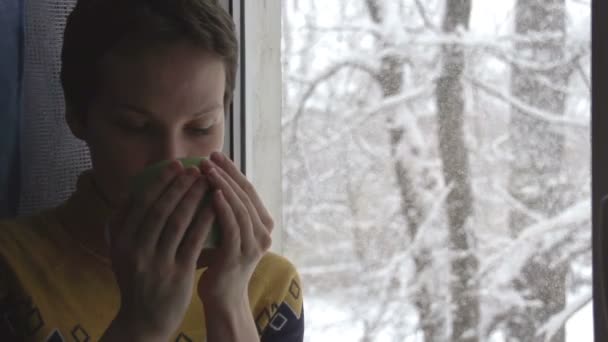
[193,117,225,155]
[191,135,224,158]
[86,125,149,189]
[86,116,226,174]
[87,124,140,160]
[211,121,225,150]
[213,116,226,148]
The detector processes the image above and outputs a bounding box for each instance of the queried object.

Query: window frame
[222,0,245,173]
[227,0,283,253]
[244,0,606,337]
[592,0,607,339]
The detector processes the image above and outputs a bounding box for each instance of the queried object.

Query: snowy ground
[566,302,593,342]
[304,298,593,342]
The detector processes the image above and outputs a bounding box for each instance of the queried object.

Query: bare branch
[575,58,591,91]
[413,0,437,30]
[283,60,380,129]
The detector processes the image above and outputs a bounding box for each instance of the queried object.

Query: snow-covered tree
[281,0,591,341]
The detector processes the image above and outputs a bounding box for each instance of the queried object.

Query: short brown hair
[61,0,238,113]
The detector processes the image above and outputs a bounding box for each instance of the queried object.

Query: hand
[103,160,216,340]
[196,151,274,307]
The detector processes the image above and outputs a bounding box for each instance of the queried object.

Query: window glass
[281,1,591,341]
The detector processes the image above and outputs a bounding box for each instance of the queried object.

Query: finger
[210,152,274,230]
[204,164,255,250]
[137,166,200,253]
[204,160,270,250]
[211,189,241,257]
[177,201,215,267]
[120,160,183,245]
[204,160,264,227]
[158,170,208,260]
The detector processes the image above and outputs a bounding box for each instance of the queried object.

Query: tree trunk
[436,1,478,341]
[507,0,569,341]
[364,1,444,341]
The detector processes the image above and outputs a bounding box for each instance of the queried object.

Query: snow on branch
[478,199,590,281]
[310,83,433,154]
[304,24,383,41]
[466,76,589,129]
[372,183,453,278]
[389,30,567,49]
[299,261,362,276]
[490,182,548,223]
[484,45,590,74]
[536,292,592,341]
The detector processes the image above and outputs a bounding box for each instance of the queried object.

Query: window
[281,1,592,341]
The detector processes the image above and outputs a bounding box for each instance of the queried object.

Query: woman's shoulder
[0,211,56,295]
[256,252,299,275]
[0,212,40,244]
[0,208,63,261]
[0,208,54,236]
[249,252,304,338]
[252,251,302,289]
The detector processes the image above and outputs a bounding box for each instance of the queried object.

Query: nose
[153,131,187,163]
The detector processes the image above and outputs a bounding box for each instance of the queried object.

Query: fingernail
[200,158,213,173]
[167,160,181,173]
[185,166,200,176]
[161,162,179,180]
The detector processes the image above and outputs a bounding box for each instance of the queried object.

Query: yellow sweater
[0,172,304,341]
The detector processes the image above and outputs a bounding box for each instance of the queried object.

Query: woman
[0,0,304,341]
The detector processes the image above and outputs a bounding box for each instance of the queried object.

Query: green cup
[130,157,221,249]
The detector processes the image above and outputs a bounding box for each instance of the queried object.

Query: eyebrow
[117,103,223,118]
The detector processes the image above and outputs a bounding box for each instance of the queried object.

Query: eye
[109,112,151,134]
[187,125,214,136]
[120,121,150,133]
[187,117,217,136]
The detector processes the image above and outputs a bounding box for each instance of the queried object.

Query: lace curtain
[0,0,23,219]
[5,0,233,218]
[18,0,91,217]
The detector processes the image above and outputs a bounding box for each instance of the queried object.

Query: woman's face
[69,41,226,207]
